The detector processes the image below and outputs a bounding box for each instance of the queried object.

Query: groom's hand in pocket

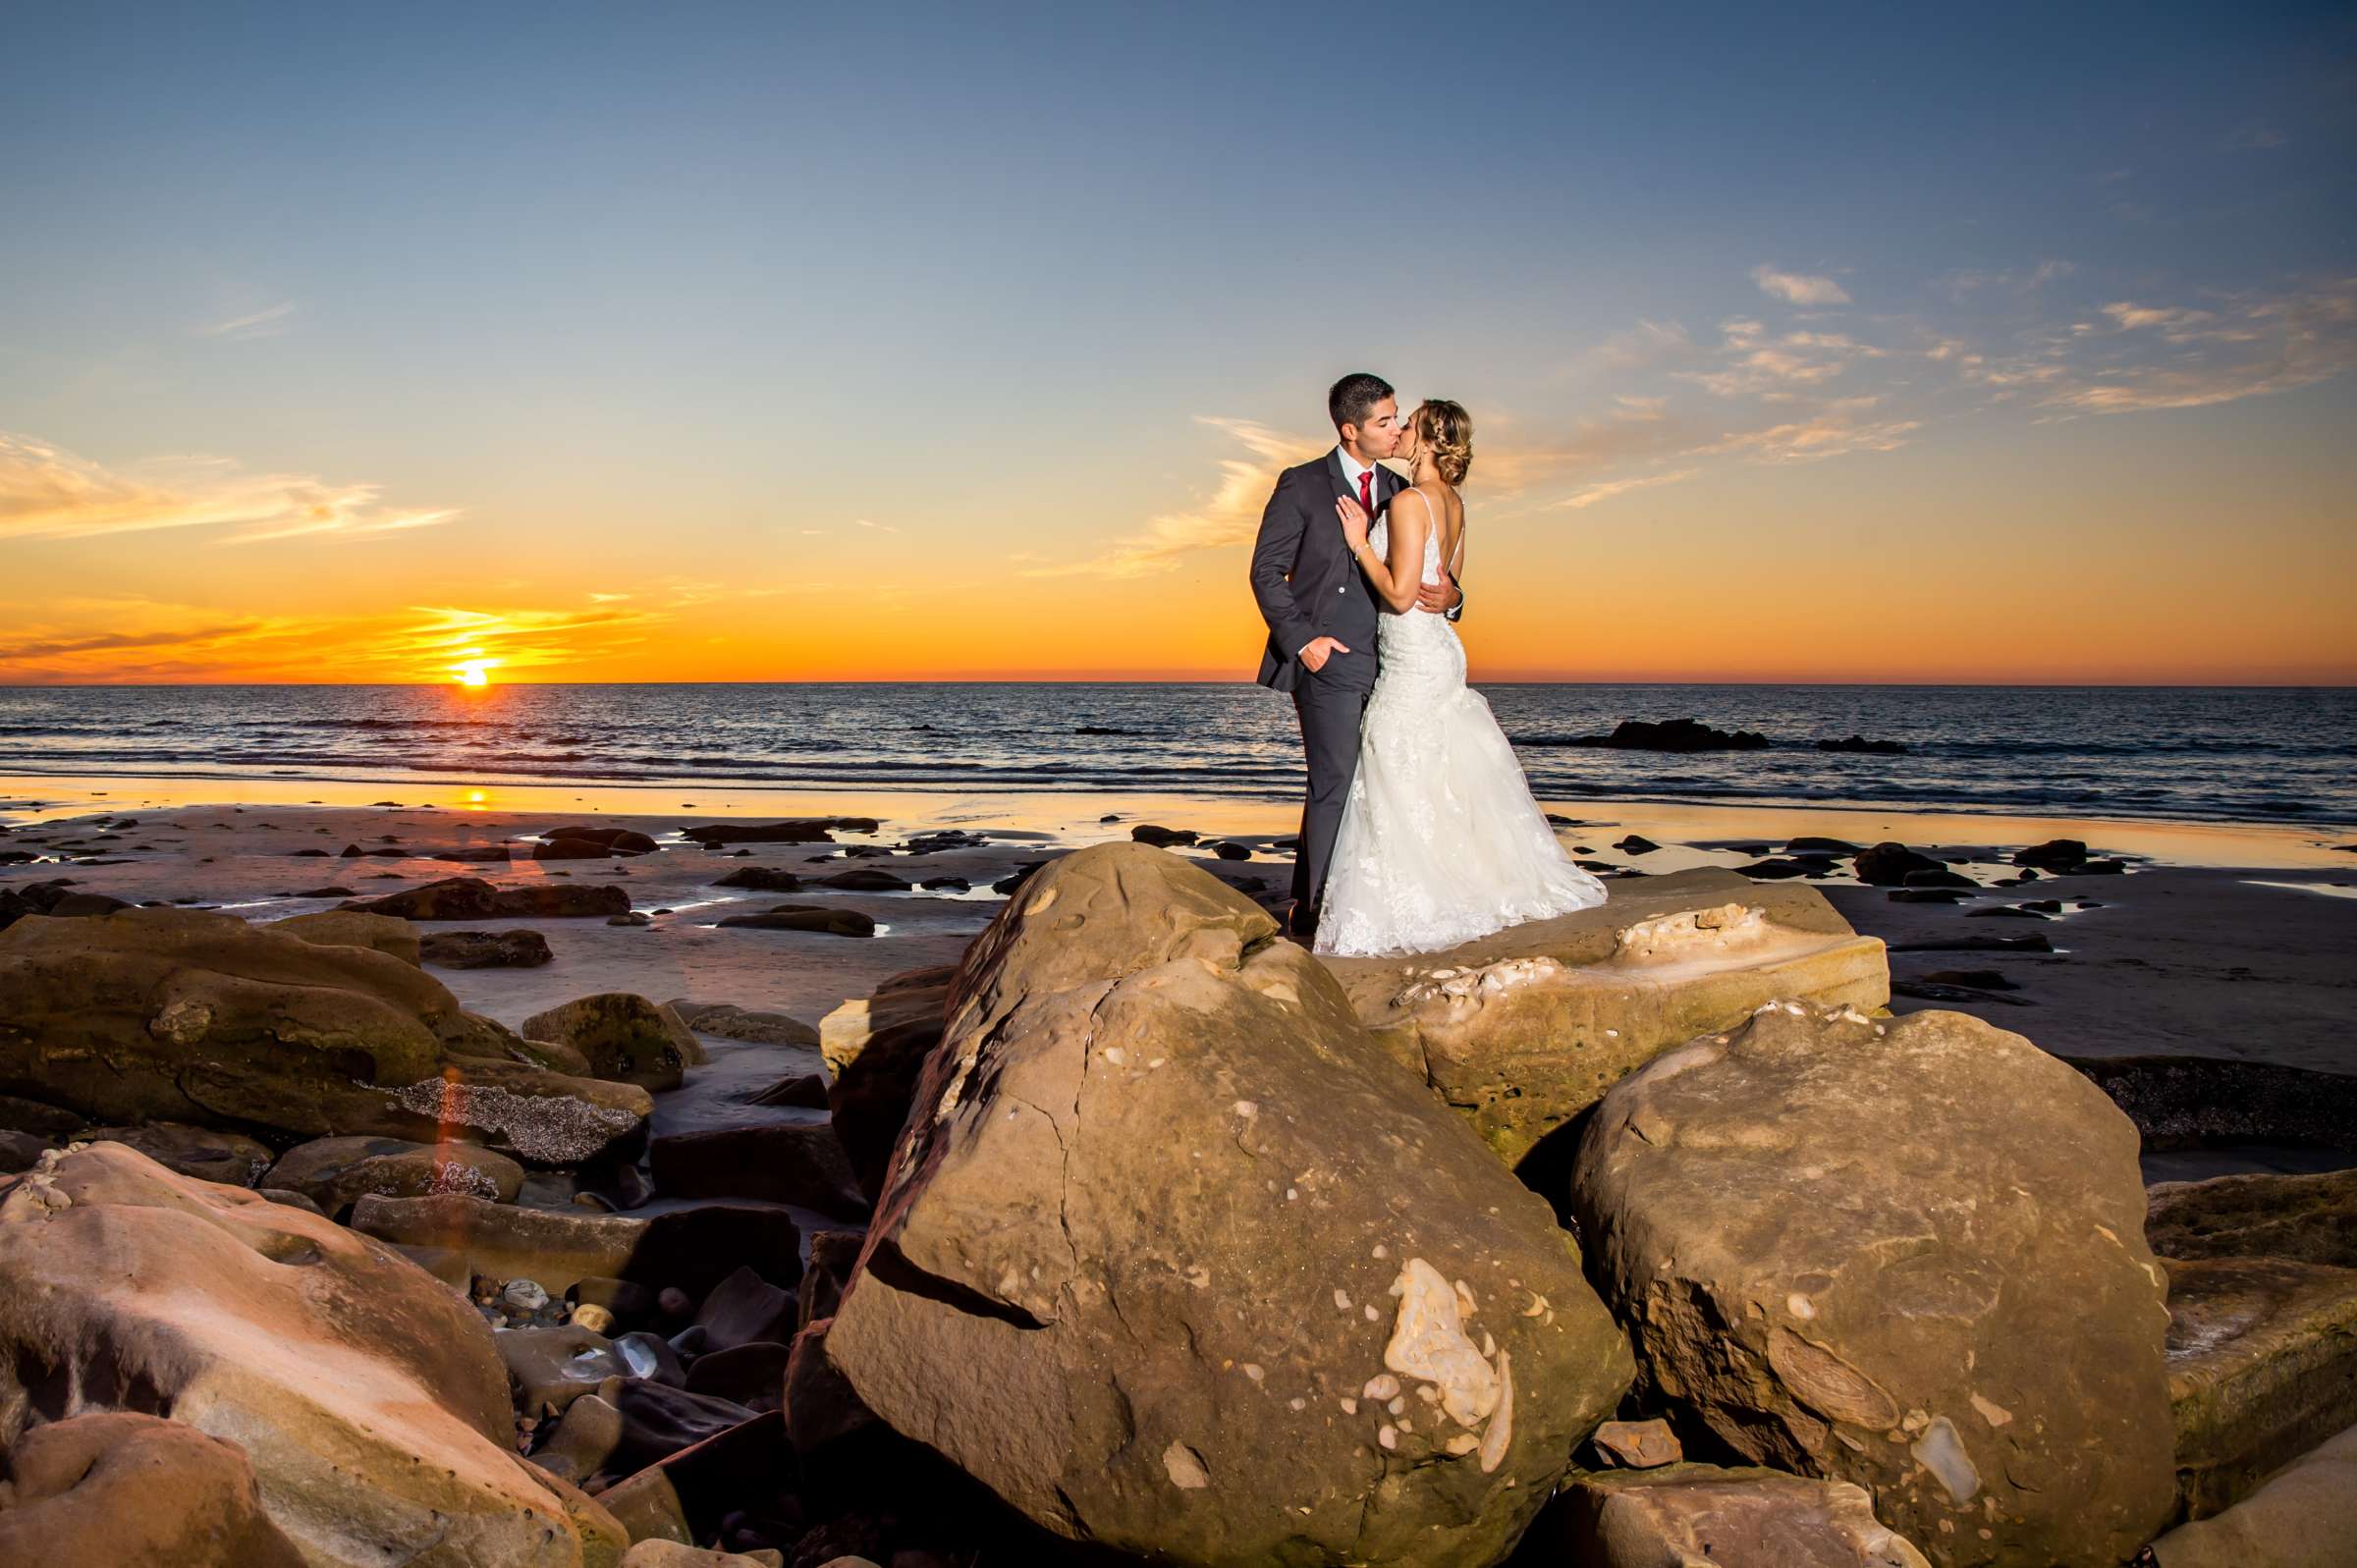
[1298,635,1351,673]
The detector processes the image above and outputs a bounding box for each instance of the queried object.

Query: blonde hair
[1415,400,1473,485]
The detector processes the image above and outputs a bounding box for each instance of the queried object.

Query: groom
[1249,372,1462,943]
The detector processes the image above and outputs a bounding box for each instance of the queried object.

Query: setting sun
[450,652,494,687]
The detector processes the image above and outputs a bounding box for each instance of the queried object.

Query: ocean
[1,682,2350,827]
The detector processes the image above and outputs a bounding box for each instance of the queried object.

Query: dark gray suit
[1249,449,1461,921]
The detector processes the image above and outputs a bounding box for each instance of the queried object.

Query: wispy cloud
[1692,396,1922,463]
[1751,265,1851,305]
[2028,278,2357,415]
[0,431,460,546]
[197,301,297,340]
[1547,468,1698,510]
[1029,415,1313,579]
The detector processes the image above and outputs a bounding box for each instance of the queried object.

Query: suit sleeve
[1445,579,1466,623]
[1248,470,1318,660]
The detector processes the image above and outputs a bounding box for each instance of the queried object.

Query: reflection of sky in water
[2243,880,2357,901]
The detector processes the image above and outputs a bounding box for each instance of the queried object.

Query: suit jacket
[1249,449,1461,692]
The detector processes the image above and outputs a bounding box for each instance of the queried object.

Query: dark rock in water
[339,875,630,920]
[818,868,910,892]
[1212,840,1251,861]
[1570,1002,2176,1566]
[1616,834,1661,854]
[350,1191,801,1299]
[903,829,990,853]
[1888,932,2052,953]
[746,1072,829,1109]
[1575,859,1617,873]
[1786,836,1862,854]
[0,1143,625,1562]
[2073,858,2128,875]
[521,994,703,1092]
[992,863,1046,894]
[1128,823,1198,846]
[2017,897,2063,912]
[46,891,132,917]
[650,1123,870,1220]
[1966,905,2051,920]
[2013,838,2090,872]
[1887,889,1967,904]
[919,875,970,892]
[2070,1055,2357,1155]
[1736,857,1814,879]
[278,884,357,898]
[1901,867,1977,890]
[1890,979,2033,1005]
[80,1122,275,1187]
[2159,1254,2357,1520]
[433,845,513,863]
[0,1411,309,1567]
[420,928,553,968]
[290,847,332,856]
[610,1380,760,1477]
[827,844,1633,1566]
[536,825,659,856]
[695,1265,800,1352]
[713,866,805,892]
[1919,968,2020,991]
[680,819,876,846]
[1562,717,1771,752]
[1852,841,1945,886]
[1815,733,1907,754]
[2147,1168,2357,1270]
[714,905,876,938]
[834,842,896,859]
[820,965,954,1201]
[0,906,646,1162]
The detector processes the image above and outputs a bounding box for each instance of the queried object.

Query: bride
[1312,399,1608,957]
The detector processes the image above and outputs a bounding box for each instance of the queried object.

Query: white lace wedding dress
[1313,497,1608,957]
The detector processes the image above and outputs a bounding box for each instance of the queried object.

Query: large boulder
[0,1142,626,1565]
[819,963,954,1199]
[0,1411,307,1567]
[1322,869,1888,1166]
[2164,1255,2357,1519]
[521,993,707,1092]
[0,907,648,1163]
[265,1134,526,1218]
[339,875,630,920]
[80,1120,274,1186]
[1568,1002,2177,1567]
[268,908,421,964]
[1553,1463,1930,1567]
[827,843,1633,1568]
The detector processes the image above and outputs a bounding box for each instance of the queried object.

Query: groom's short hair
[1329,372,1395,433]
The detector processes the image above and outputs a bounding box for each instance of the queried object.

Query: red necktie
[1357,467,1374,517]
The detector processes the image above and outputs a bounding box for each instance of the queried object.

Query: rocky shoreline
[1,796,2352,1565]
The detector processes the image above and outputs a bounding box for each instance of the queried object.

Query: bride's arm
[1336,488,1430,613]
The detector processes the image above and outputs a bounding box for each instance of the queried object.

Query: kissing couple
[1249,372,1607,957]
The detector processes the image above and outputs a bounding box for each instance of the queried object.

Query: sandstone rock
[669,1000,820,1047]
[2164,1255,2357,1518]
[265,1134,525,1217]
[1555,1463,1930,1567]
[421,927,555,967]
[1590,1417,1681,1469]
[828,843,1633,1568]
[268,908,421,964]
[1568,1002,2176,1567]
[350,1191,800,1300]
[81,1121,274,1186]
[2148,1168,2357,1270]
[650,1122,869,1219]
[2149,1421,2357,1568]
[501,1324,630,1413]
[620,1542,771,1567]
[531,1390,625,1486]
[1128,823,1198,846]
[0,1143,627,1566]
[820,965,954,1200]
[340,875,631,920]
[0,906,646,1162]
[1323,869,1888,1166]
[783,1319,879,1458]
[798,1230,864,1332]
[0,1411,308,1567]
[522,993,707,1091]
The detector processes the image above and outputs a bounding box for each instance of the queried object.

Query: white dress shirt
[1297,445,1382,660]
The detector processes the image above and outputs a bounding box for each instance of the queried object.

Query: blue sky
[2,3,2352,681]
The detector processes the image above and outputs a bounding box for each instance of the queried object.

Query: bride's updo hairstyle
[1415,399,1474,484]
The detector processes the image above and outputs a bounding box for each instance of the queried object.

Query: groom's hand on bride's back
[1298,635,1351,673]
[1416,575,1463,616]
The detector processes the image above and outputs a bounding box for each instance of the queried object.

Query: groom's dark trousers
[1249,450,1406,921]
